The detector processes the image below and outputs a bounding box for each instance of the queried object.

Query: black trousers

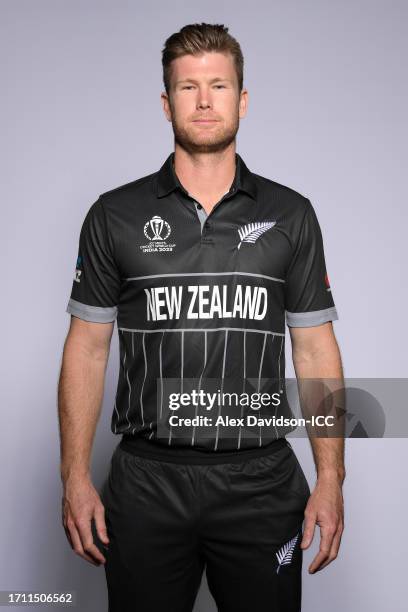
[100,440,310,612]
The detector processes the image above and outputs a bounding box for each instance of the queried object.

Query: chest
[112,193,293,282]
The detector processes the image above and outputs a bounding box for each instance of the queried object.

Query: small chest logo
[237,221,276,249]
[141,215,176,253]
[144,215,171,241]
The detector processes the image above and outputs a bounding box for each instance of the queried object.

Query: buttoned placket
[193,201,208,234]
[189,187,237,244]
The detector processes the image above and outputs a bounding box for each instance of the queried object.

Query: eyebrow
[175,77,232,85]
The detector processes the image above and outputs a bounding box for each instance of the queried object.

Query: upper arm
[65,316,114,358]
[64,197,120,357]
[288,321,338,358]
[284,199,339,328]
[66,197,121,324]
[284,199,340,359]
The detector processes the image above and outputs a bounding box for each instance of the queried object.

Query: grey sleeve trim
[66,298,117,323]
[285,306,339,327]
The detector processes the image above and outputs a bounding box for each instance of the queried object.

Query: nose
[197,88,212,109]
[197,99,211,109]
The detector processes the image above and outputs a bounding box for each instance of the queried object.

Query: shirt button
[195,202,203,210]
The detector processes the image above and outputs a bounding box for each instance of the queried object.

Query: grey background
[1,0,407,610]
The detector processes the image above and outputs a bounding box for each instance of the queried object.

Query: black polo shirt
[66,152,338,462]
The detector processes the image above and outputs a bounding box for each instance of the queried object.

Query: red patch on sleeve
[324,273,330,288]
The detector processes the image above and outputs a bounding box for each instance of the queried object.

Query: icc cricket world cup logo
[144,215,171,241]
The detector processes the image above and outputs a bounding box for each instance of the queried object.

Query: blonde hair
[162,23,244,95]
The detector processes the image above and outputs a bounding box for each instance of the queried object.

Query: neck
[173,144,236,205]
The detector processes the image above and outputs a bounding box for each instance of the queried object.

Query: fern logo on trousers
[237,221,276,249]
[276,532,300,573]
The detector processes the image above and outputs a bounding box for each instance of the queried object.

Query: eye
[182,85,195,90]
[214,85,226,89]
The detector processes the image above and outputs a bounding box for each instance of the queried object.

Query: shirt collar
[156,152,257,200]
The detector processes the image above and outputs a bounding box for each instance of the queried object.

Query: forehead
[171,51,236,82]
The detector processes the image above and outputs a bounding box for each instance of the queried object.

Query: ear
[239,88,249,119]
[161,91,172,122]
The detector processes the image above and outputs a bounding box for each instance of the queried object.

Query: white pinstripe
[278,335,284,392]
[139,332,147,428]
[122,332,132,431]
[113,398,119,434]
[237,330,247,450]
[214,329,229,450]
[168,330,184,446]
[192,330,207,447]
[275,335,285,437]
[257,332,270,446]
[159,331,165,420]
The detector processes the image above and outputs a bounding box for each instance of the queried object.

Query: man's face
[162,51,248,154]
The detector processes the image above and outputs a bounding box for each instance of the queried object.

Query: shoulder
[98,170,157,207]
[80,170,158,235]
[249,170,319,251]
[85,168,160,228]
[251,171,311,220]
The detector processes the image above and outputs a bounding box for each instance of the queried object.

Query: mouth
[192,119,219,125]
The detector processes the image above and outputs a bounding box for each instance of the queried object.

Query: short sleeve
[284,199,339,327]
[66,197,120,323]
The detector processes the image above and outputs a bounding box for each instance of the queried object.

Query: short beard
[169,104,240,155]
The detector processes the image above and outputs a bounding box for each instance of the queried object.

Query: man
[58,22,345,612]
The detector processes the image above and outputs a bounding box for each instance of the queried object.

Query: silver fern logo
[275,532,300,574]
[237,221,276,249]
